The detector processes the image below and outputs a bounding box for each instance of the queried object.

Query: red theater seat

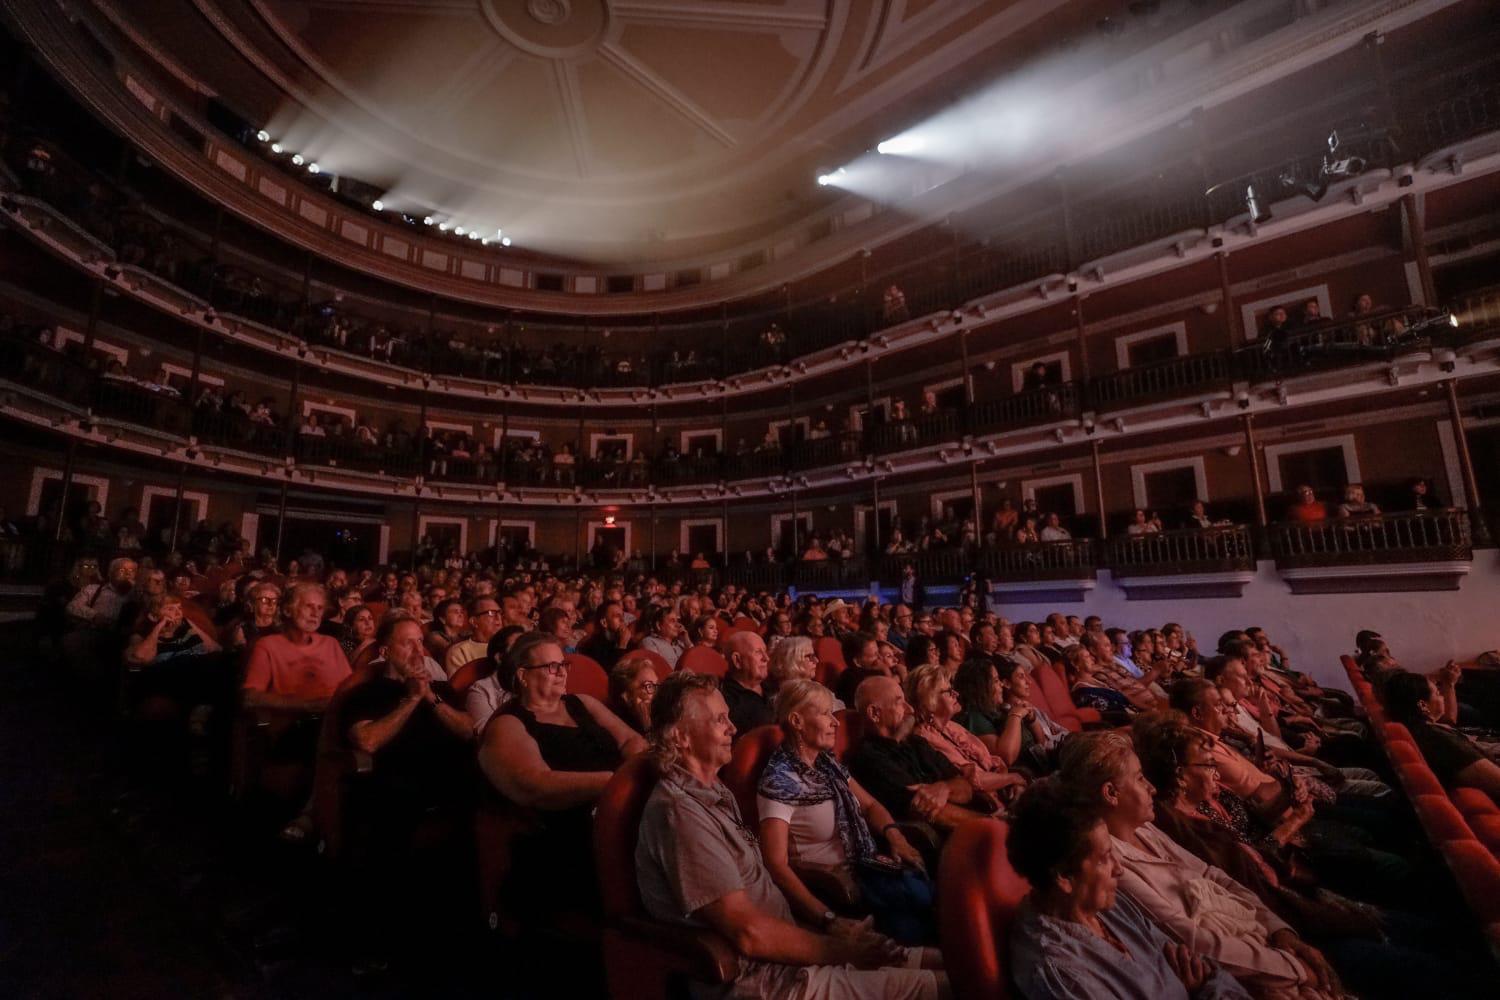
[631,647,674,680]
[937,819,1027,1000]
[564,652,609,700]
[1396,763,1446,798]
[1412,794,1476,845]
[1029,662,1089,732]
[1440,839,1500,924]
[680,645,728,677]
[722,724,783,823]
[814,636,846,673]
[594,756,737,1000]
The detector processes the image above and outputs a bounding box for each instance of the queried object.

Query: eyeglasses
[637,681,659,694]
[524,660,570,676]
[474,609,501,617]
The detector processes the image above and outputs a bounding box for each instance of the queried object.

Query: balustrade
[1106,526,1254,577]
[1265,510,1472,569]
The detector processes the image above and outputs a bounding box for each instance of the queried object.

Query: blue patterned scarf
[757,744,877,862]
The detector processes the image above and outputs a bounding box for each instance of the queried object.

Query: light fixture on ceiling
[438,221,451,232]
[291,153,304,166]
[422,216,434,226]
[454,226,466,236]
[371,199,384,212]
[816,167,847,187]
[501,237,512,247]
[307,162,320,174]
[269,142,283,154]
[255,129,270,143]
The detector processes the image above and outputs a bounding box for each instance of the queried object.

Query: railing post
[1241,414,1269,556]
[53,436,77,544]
[274,479,289,564]
[1445,378,1492,546]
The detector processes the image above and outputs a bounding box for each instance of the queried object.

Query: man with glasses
[242,582,351,711]
[888,603,914,651]
[444,596,504,677]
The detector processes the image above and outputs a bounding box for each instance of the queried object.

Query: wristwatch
[818,909,837,930]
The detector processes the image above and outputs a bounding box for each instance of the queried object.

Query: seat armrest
[615,915,739,983]
[1074,706,1103,725]
[793,863,861,910]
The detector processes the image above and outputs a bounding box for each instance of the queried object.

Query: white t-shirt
[755,795,847,868]
[465,673,512,735]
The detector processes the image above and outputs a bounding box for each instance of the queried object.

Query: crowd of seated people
[29,506,1500,997]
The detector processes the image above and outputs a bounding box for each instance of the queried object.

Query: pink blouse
[914,717,1008,774]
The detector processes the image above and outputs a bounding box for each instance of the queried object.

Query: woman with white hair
[1057,731,1342,999]
[767,635,846,709]
[756,679,940,951]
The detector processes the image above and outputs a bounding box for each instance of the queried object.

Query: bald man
[719,630,773,737]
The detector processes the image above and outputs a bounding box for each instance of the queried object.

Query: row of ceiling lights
[254,129,512,247]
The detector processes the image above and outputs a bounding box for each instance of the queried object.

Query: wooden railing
[974,540,1098,581]
[1266,510,1472,568]
[1106,526,1254,577]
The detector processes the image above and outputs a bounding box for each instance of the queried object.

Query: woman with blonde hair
[906,665,1026,800]
[756,679,940,951]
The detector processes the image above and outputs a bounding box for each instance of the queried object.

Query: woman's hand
[885,831,925,871]
[1163,942,1210,992]
[1271,930,1340,994]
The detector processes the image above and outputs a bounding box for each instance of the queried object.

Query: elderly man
[66,556,137,631]
[720,630,774,736]
[1082,631,1161,710]
[443,595,503,677]
[636,672,943,1000]
[242,582,351,710]
[845,675,992,832]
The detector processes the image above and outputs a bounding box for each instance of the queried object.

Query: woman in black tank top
[503,693,624,774]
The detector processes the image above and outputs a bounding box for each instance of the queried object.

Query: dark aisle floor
[0,624,586,1000]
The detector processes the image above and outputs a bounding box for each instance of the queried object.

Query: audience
[47,513,1499,998]
[635,673,943,999]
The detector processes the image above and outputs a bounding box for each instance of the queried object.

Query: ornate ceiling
[97,0,1116,263]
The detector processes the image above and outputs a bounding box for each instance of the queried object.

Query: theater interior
[3,0,1500,997]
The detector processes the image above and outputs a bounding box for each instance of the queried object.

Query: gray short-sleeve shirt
[636,770,795,927]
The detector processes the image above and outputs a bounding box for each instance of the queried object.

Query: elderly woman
[756,679,940,951]
[907,666,1027,800]
[1007,779,1251,1000]
[125,592,226,714]
[607,653,659,735]
[229,580,281,650]
[1134,713,1477,998]
[766,633,845,704]
[1057,731,1342,999]
[1064,644,1136,716]
[479,633,646,906]
[639,604,687,669]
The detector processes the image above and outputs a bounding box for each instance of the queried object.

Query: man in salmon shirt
[243,582,351,710]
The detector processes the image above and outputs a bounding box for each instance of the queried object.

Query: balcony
[1267,510,1473,593]
[1105,526,1257,600]
[976,540,1099,605]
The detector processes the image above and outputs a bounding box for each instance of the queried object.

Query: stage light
[438,221,451,232]
[877,135,924,155]
[423,216,434,225]
[270,143,283,154]
[1449,314,1460,328]
[291,153,304,166]
[501,237,512,246]
[454,226,466,236]
[256,130,270,143]
[307,162,320,174]
[371,199,384,212]
[1244,184,1271,224]
[816,167,846,186]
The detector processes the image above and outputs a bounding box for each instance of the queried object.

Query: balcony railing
[1090,350,1233,409]
[1106,526,1255,577]
[974,540,1098,582]
[1266,510,1472,569]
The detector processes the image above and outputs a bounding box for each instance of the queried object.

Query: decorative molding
[26,467,110,516]
[1115,322,1188,370]
[679,517,725,556]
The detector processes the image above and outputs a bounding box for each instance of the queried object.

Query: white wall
[986,551,1500,691]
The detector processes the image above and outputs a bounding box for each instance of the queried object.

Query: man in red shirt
[1285,484,1327,523]
[243,583,351,710]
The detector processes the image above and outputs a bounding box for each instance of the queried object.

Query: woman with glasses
[607,653,660,735]
[1133,713,1478,998]
[229,580,281,651]
[907,665,1027,800]
[479,633,647,909]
